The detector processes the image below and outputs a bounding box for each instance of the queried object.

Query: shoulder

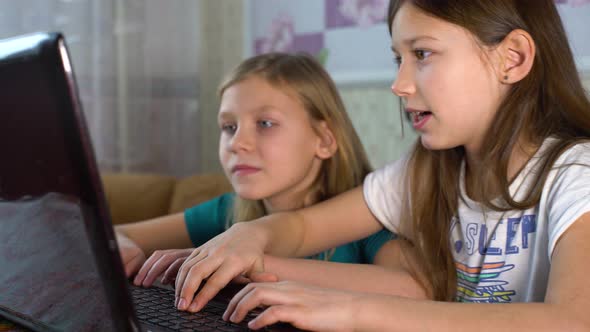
[218,192,236,206]
[554,140,590,165]
[538,140,590,259]
[535,139,590,187]
[362,154,411,233]
[364,154,409,187]
[206,192,236,207]
[185,192,235,216]
[543,140,590,183]
[364,152,410,193]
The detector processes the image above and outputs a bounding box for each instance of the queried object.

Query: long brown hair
[218,53,373,258]
[388,0,590,301]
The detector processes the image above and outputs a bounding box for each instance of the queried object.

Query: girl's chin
[420,136,436,150]
[420,135,455,151]
[233,187,267,201]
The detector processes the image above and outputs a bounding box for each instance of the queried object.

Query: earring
[503,75,509,81]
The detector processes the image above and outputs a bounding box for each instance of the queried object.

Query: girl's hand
[223,281,360,331]
[116,232,147,278]
[133,248,278,287]
[133,248,194,287]
[175,222,268,312]
[232,271,279,285]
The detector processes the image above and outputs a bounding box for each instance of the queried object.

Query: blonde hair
[218,52,373,259]
[388,0,590,301]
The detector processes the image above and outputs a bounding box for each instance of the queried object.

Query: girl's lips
[405,108,432,130]
[411,111,432,130]
[232,165,261,176]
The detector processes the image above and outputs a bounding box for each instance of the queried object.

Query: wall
[197,3,590,174]
[339,85,418,168]
[198,1,245,173]
[197,2,417,173]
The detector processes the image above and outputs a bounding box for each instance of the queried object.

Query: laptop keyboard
[131,286,252,331]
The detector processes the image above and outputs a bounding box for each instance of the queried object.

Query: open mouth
[412,111,432,123]
[409,110,433,129]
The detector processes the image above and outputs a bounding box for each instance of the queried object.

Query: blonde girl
[116,52,402,296]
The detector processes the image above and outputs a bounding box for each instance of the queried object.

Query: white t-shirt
[364,139,590,303]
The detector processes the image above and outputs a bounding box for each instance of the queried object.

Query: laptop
[0,32,299,332]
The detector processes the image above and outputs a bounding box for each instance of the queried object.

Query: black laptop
[0,32,298,332]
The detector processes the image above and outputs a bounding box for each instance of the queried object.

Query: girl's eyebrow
[391,35,439,52]
[218,105,283,119]
[218,108,240,121]
[257,106,283,115]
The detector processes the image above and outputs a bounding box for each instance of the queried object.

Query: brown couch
[101,172,232,225]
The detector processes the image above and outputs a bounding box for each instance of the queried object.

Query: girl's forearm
[114,213,192,256]
[250,211,307,257]
[355,295,590,332]
[248,187,383,258]
[263,255,427,299]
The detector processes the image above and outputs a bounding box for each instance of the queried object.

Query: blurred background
[0,0,588,177]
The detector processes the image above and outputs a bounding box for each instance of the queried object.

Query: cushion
[101,173,176,224]
[169,173,232,213]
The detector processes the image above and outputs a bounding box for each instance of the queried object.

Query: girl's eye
[221,123,237,133]
[258,120,274,128]
[393,55,402,67]
[414,49,432,61]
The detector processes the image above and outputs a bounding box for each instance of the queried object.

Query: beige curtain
[0,0,202,177]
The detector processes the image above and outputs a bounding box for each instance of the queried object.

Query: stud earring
[503,75,509,81]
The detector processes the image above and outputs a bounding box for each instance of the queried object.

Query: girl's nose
[391,63,416,97]
[228,127,254,152]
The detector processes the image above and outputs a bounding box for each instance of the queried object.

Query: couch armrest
[169,173,233,214]
[101,173,176,225]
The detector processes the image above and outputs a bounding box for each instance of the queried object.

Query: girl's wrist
[353,294,372,331]
[354,293,396,331]
[115,230,133,246]
[253,213,287,254]
[232,219,272,252]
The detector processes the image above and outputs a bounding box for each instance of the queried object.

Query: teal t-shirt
[184,193,395,264]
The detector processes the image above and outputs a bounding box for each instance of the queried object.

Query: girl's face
[218,75,329,212]
[390,3,507,156]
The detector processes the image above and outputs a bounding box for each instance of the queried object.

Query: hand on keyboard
[224,281,360,331]
[116,232,147,278]
[133,248,194,287]
[174,222,267,313]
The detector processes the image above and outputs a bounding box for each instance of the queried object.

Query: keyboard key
[130,285,255,331]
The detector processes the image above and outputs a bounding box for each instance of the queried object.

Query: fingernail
[177,298,186,310]
[188,302,199,312]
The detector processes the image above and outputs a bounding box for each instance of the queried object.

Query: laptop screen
[0,33,134,332]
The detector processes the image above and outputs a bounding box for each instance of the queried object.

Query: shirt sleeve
[358,229,397,263]
[184,193,234,247]
[545,143,590,259]
[363,155,409,234]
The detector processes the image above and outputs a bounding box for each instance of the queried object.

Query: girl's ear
[496,29,536,84]
[315,121,338,160]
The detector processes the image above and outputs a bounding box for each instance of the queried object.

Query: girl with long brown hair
[173,1,590,330]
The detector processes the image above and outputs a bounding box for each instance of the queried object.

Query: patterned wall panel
[340,86,418,168]
[199,0,590,173]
